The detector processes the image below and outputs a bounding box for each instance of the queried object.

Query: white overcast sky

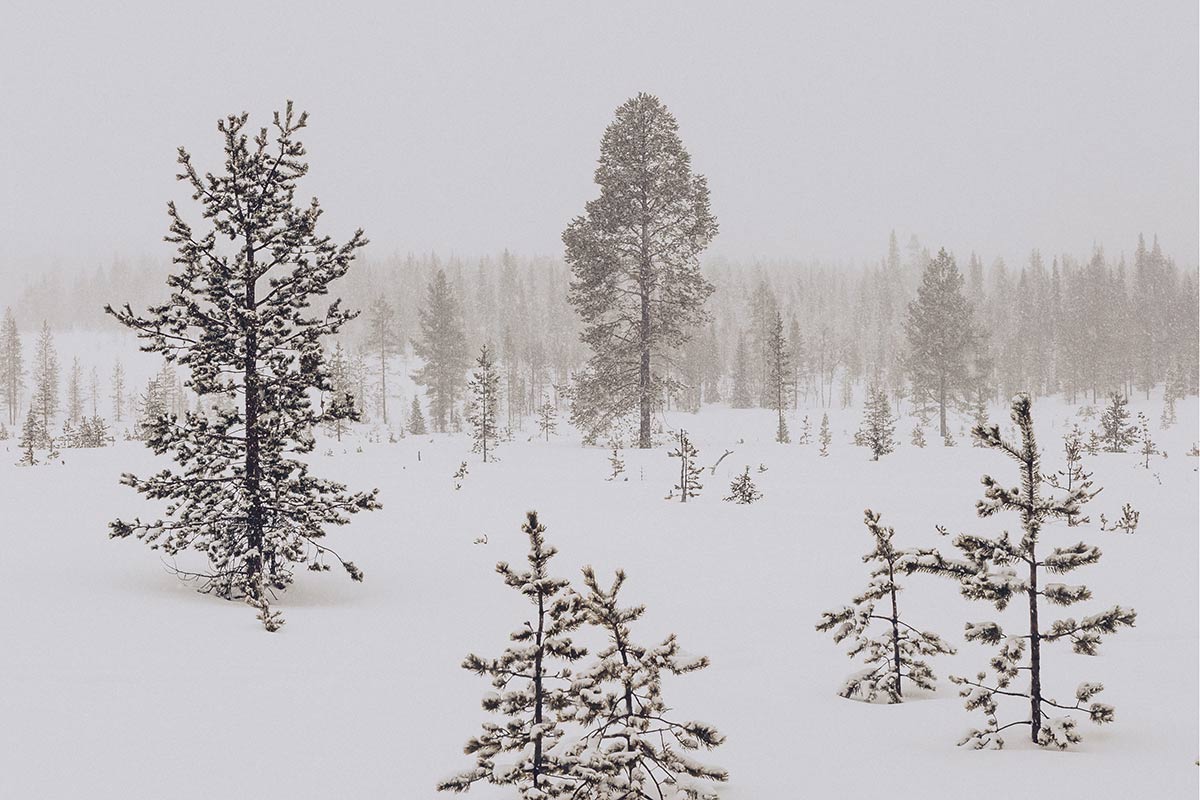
[1,1,1196,278]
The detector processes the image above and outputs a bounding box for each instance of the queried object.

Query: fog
[1,0,1196,280]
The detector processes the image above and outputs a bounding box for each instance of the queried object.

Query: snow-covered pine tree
[766,309,791,443]
[0,308,23,426]
[105,103,380,630]
[606,438,625,481]
[1136,412,1158,469]
[730,331,753,409]
[724,466,762,503]
[910,423,927,448]
[854,386,897,460]
[16,407,44,466]
[798,415,812,445]
[913,394,1135,748]
[110,359,126,423]
[1099,391,1137,453]
[31,321,59,430]
[905,249,977,439]
[1046,424,1092,502]
[564,93,717,448]
[466,344,502,462]
[537,395,558,441]
[364,295,399,425]
[413,269,470,432]
[668,429,703,502]
[322,340,358,442]
[407,395,428,436]
[819,412,832,456]
[817,509,954,703]
[1159,391,1176,429]
[438,511,588,797]
[568,567,727,798]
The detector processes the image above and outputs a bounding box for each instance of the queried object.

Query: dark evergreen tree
[854,387,896,460]
[0,308,22,426]
[914,395,1135,748]
[567,567,727,798]
[1098,391,1137,453]
[817,509,954,702]
[723,466,762,504]
[564,93,717,447]
[905,249,977,439]
[439,511,588,797]
[407,395,428,436]
[466,344,502,462]
[668,429,703,502]
[106,103,380,630]
[364,295,400,426]
[414,269,470,432]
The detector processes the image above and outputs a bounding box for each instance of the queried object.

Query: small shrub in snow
[817,509,953,703]
[668,429,703,502]
[723,467,762,504]
[854,387,897,460]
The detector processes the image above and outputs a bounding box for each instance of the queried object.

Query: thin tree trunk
[244,236,264,595]
[532,592,545,787]
[889,561,902,700]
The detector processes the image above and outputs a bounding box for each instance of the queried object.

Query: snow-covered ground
[1,395,1196,799]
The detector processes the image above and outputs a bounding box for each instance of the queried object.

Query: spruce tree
[439,511,588,797]
[818,412,832,456]
[1098,391,1137,452]
[407,395,428,436]
[466,344,502,462]
[0,308,23,426]
[724,466,762,503]
[854,387,897,460]
[564,93,717,448]
[904,249,977,439]
[413,269,470,432]
[766,309,791,443]
[364,295,400,425]
[914,395,1135,748]
[817,509,954,703]
[106,103,380,630]
[568,567,727,798]
[31,321,59,430]
[668,429,703,502]
[536,395,558,441]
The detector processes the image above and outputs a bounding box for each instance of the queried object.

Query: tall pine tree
[905,249,977,439]
[564,93,717,447]
[106,102,380,630]
[0,308,22,426]
[413,269,469,432]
